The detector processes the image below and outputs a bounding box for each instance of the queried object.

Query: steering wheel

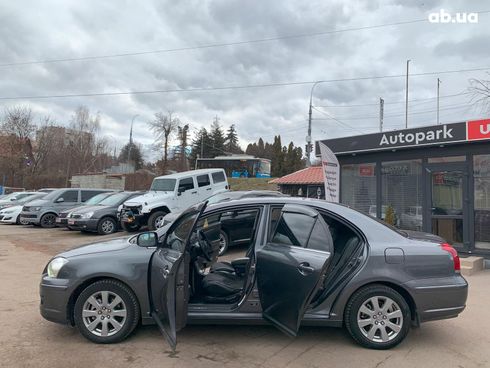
[197,229,214,262]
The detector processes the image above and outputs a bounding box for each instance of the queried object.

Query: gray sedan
[39,197,467,350]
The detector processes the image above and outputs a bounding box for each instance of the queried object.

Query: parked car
[0,193,48,224]
[0,191,39,210]
[37,188,58,193]
[400,206,423,231]
[66,192,143,235]
[120,168,229,232]
[40,197,467,350]
[164,190,287,255]
[56,192,118,228]
[21,188,113,228]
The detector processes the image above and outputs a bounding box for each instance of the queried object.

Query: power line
[1,66,490,101]
[0,19,432,68]
[313,92,471,108]
[2,10,489,68]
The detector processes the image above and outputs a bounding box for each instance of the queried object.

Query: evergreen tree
[271,135,284,177]
[118,142,144,170]
[225,124,242,154]
[190,128,211,167]
[209,120,226,157]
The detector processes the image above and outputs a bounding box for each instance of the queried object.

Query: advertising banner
[319,142,340,203]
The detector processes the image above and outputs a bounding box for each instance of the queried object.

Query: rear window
[197,174,211,187]
[212,171,226,183]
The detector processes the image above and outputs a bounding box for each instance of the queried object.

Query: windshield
[18,193,46,204]
[1,192,25,201]
[42,189,65,201]
[86,192,114,205]
[98,192,132,206]
[150,178,176,192]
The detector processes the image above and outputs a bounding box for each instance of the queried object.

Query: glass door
[427,166,469,250]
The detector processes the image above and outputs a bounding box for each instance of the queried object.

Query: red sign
[359,165,374,176]
[467,119,490,141]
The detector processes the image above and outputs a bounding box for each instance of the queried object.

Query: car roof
[154,168,225,180]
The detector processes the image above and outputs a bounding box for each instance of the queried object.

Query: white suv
[120,168,229,231]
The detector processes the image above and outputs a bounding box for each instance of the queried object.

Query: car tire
[344,284,410,350]
[121,221,141,233]
[97,217,117,235]
[74,279,140,344]
[40,213,57,228]
[148,211,168,231]
[218,230,229,256]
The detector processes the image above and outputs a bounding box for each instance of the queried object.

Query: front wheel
[97,217,117,235]
[218,230,229,256]
[344,285,410,350]
[148,211,168,231]
[40,213,57,228]
[74,280,140,344]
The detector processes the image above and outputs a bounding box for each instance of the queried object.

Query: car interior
[188,205,363,305]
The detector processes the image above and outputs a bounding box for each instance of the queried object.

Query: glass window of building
[341,163,376,215]
[474,155,490,250]
[381,160,423,231]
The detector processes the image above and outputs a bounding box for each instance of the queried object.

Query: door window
[81,190,104,202]
[178,177,195,193]
[58,190,78,203]
[271,212,315,246]
[197,174,211,187]
[211,171,226,183]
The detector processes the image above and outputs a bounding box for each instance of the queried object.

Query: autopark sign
[316,119,490,155]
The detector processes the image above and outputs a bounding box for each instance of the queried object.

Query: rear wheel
[40,213,57,228]
[148,211,168,231]
[97,217,117,235]
[345,285,410,350]
[74,279,140,344]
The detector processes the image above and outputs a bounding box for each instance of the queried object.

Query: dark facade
[317,119,490,255]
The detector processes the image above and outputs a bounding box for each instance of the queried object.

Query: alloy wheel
[357,296,403,343]
[41,214,56,227]
[218,232,228,256]
[154,215,165,228]
[101,220,115,234]
[82,290,127,337]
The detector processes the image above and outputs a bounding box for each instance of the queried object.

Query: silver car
[40,197,467,350]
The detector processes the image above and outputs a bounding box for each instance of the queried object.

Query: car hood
[402,230,445,243]
[60,236,133,258]
[71,205,114,215]
[123,191,172,206]
[0,204,22,213]
[23,198,49,207]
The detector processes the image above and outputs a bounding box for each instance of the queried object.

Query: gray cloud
[0,0,489,163]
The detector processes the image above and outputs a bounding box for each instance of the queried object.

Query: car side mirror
[178,187,185,195]
[137,232,158,247]
[56,197,64,203]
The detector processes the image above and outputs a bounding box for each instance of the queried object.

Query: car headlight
[32,207,41,211]
[47,257,69,278]
[2,209,15,214]
[81,211,94,219]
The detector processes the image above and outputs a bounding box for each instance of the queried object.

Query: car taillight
[441,242,460,271]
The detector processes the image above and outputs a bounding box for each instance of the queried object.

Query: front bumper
[0,213,16,223]
[64,218,99,232]
[405,274,468,323]
[20,212,40,225]
[39,276,72,325]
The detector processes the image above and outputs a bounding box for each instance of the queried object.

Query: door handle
[191,191,198,194]
[298,262,314,275]
[206,188,212,191]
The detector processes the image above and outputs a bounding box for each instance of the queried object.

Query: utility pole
[437,78,441,125]
[127,114,139,162]
[405,59,410,129]
[379,98,384,132]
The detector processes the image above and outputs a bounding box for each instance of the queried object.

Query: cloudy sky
[0,0,489,161]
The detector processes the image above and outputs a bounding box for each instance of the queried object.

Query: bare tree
[1,106,35,139]
[469,76,490,112]
[30,116,58,174]
[148,111,178,168]
[177,123,190,171]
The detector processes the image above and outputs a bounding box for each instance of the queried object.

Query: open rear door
[256,204,333,336]
[148,204,205,350]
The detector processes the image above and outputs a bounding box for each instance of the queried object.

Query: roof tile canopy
[270,166,324,185]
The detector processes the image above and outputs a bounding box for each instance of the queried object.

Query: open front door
[256,204,333,336]
[149,204,205,350]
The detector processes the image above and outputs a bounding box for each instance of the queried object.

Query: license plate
[68,219,75,225]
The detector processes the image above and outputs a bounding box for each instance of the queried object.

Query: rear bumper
[405,275,468,323]
[39,276,72,325]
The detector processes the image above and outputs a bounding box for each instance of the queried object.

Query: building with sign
[316,118,490,256]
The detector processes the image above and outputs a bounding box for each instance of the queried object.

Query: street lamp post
[307,81,322,167]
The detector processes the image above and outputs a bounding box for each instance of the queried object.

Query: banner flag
[319,142,340,203]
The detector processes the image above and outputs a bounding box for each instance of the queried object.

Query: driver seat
[201,271,244,303]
